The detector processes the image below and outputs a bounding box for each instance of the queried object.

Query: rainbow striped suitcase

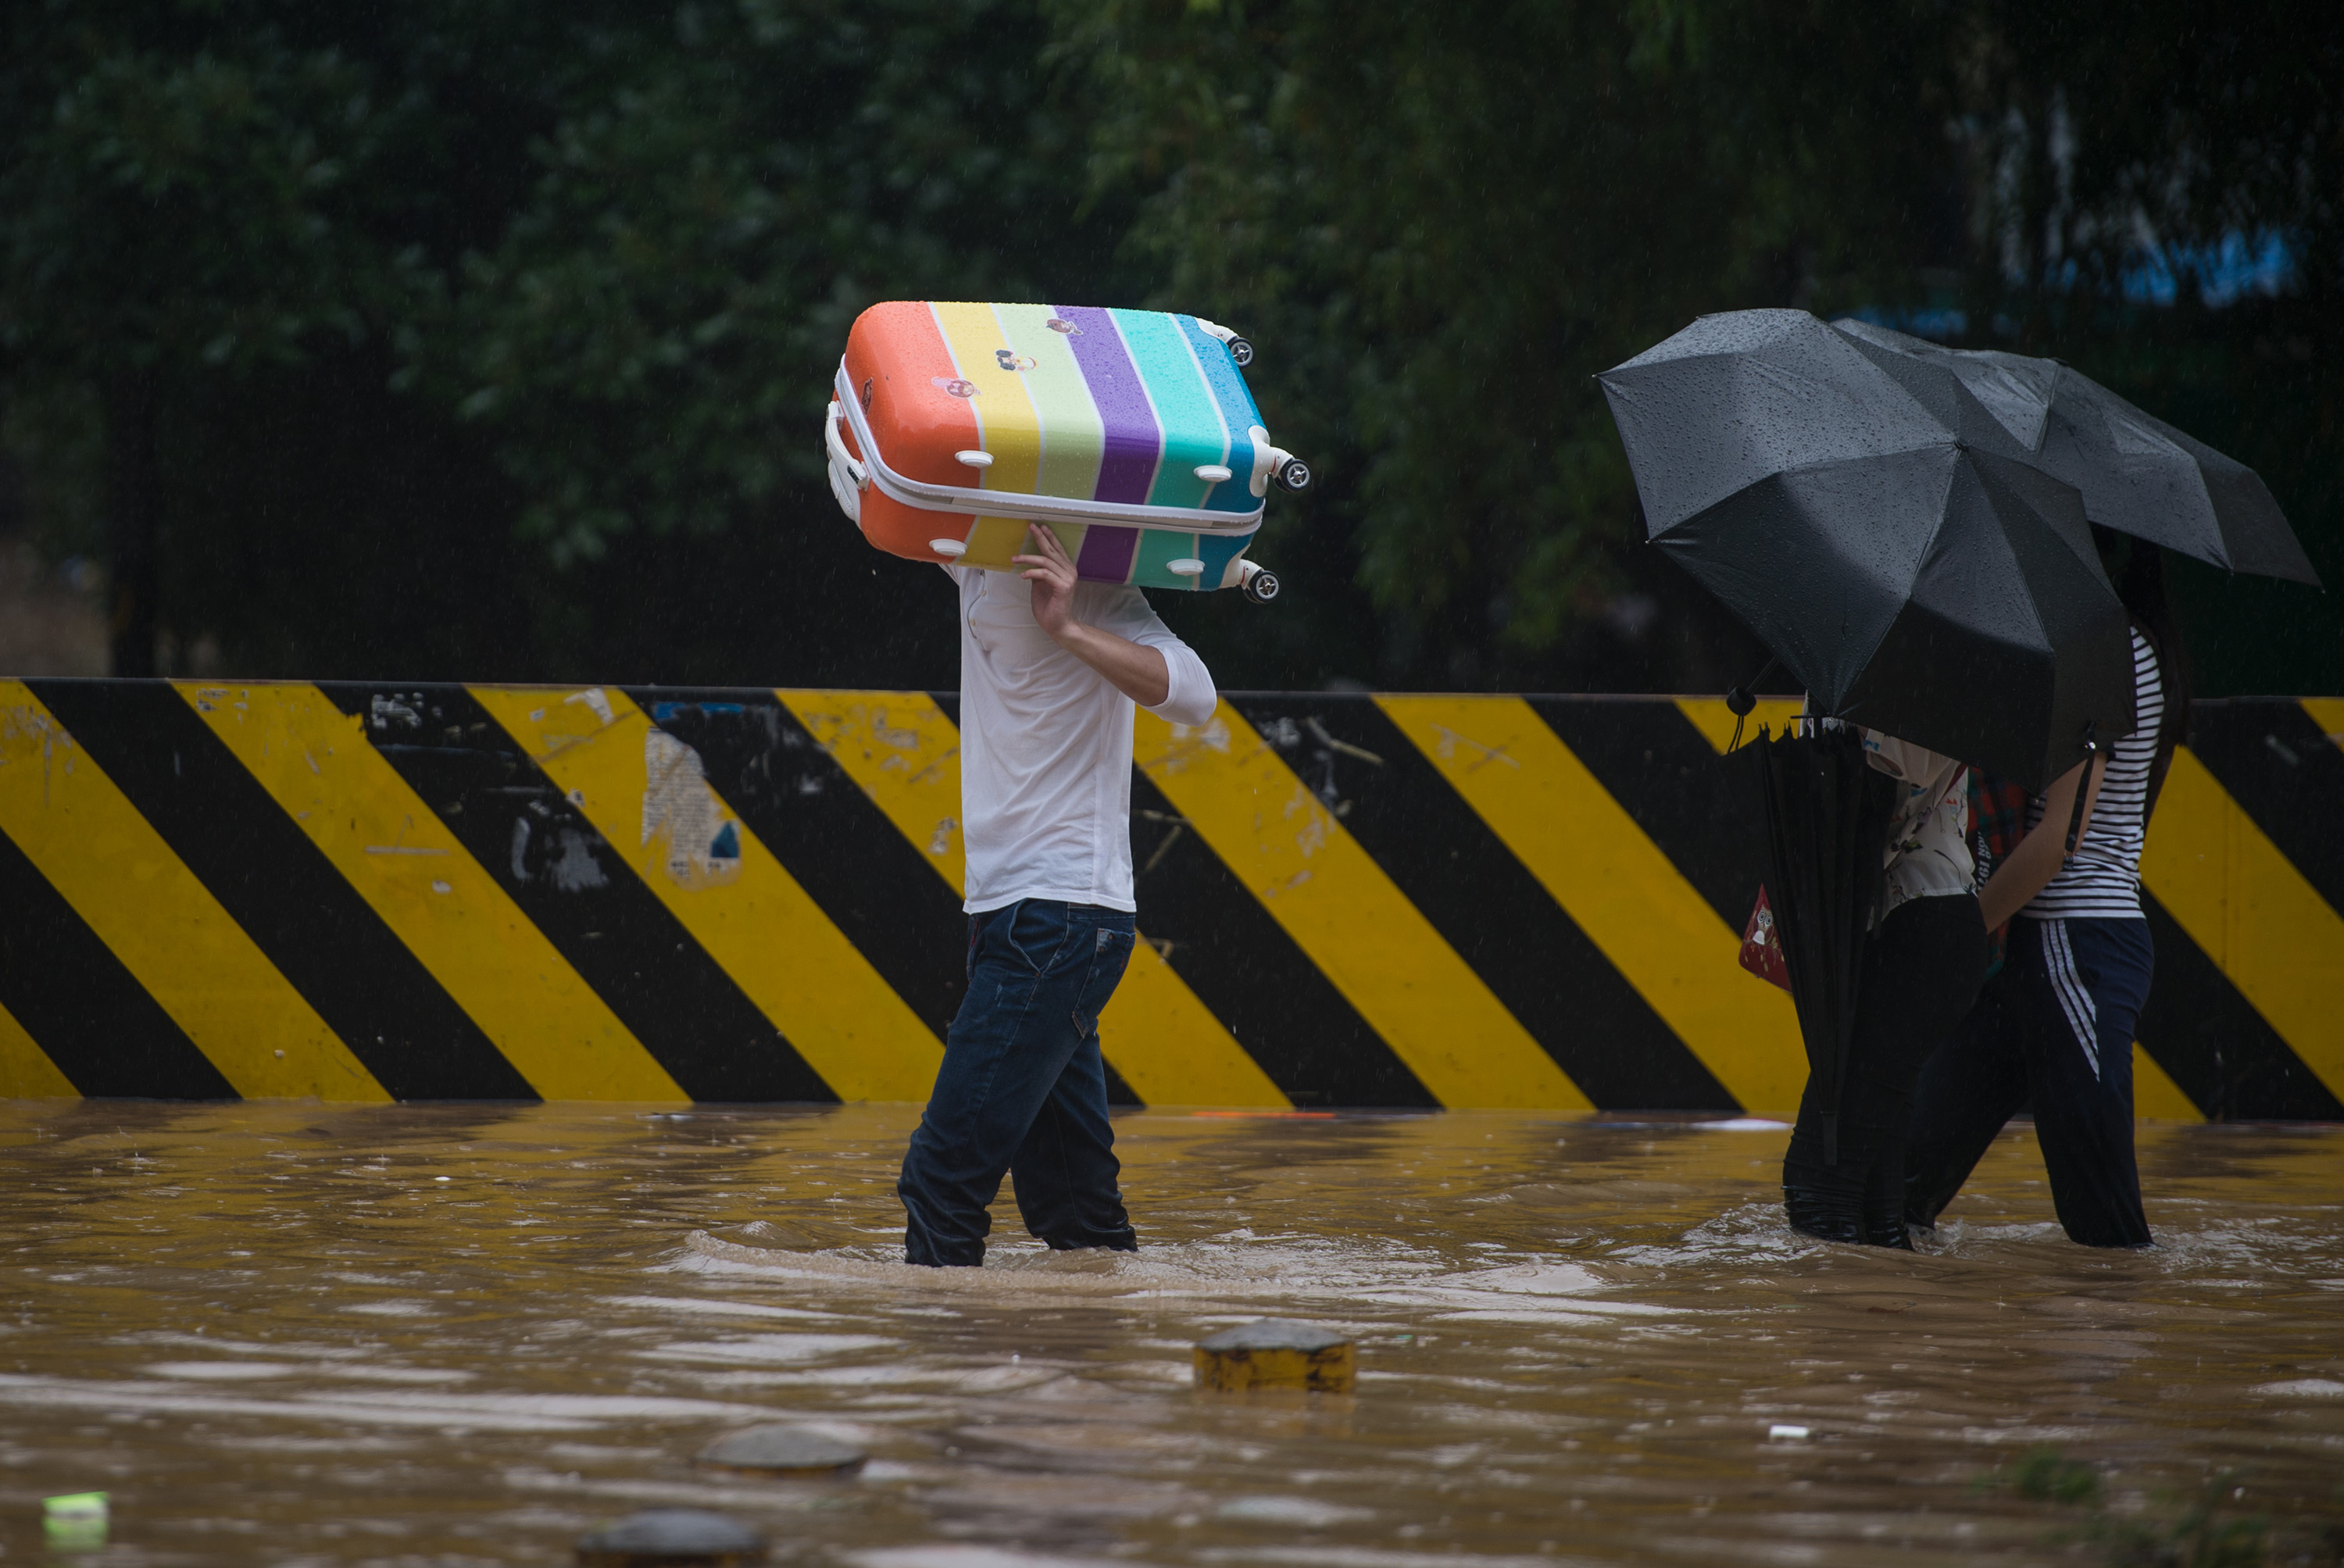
[825,302,1308,601]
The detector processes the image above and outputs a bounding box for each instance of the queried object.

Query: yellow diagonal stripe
[1137,702,1589,1109]
[0,683,388,1100]
[1675,696,1807,755]
[1378,695,1806,1114]
[2140,747,2344,1102]
[778,689,1288,1108]
[0,998,76,1098]
[181,683,685,1102]
[2304,698,2344,756]
[470,686,942,1102]
[2131,1042,2203,1121]
[779,691,970,888]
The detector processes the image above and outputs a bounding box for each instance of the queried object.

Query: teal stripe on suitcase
[1111,309,1227,510]
[1177,314,1265,515]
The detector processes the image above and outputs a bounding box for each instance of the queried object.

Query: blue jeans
[1905,916,2155,1248]
[898,900,1138,1266]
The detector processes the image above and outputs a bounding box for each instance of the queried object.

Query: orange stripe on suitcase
[843,302,981,563]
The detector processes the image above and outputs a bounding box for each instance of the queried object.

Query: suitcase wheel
[1227,338,1255,368]
[1242,566,1281,605]
[1274,457,1312,493]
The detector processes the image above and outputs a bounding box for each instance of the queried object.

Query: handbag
[1738,884,1791,991]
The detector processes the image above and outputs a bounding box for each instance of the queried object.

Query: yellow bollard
[1192,1319,1356,1392]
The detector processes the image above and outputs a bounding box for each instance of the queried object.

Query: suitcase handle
[832,363,1267,532]
[825,401,868,491]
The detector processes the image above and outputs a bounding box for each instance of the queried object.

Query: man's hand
[1013,523,1173,708]
[1017,521,1081,638]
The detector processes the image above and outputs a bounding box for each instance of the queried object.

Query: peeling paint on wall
[548,827,609,892]
[641,730,742,890]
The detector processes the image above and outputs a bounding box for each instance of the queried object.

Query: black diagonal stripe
[316,684,835,1104]
[2181,701,2344,918]
[2135,894,2343,1121]
[645,690,1148,1105]
[30,680,538,1102]
[1127,768,1434,1109]
[1230,695,1735,1111]
[1530,697,1768,931]
[637,692,966,1040]
[0,823,235,1098]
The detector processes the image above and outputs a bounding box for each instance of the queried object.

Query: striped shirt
[2022,627,2164,920]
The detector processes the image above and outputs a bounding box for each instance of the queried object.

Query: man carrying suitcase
[897,523,1219,1266]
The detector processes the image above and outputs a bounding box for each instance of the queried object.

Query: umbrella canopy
[1834,319,2321,586]
[1600,309,2136,791]
[1751,724,1898,1166]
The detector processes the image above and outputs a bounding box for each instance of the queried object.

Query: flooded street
[0,1102,2339,1566]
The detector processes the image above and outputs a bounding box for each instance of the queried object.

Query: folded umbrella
[1833,319,2321,586]
[1599,308,2136,792]
[1751,724,1897,1166]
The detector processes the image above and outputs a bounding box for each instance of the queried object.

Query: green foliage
[0,0,2335,687]
[0,1,430,379]
[0,0,1137,678]
[2009,1445,2106,1506]
[1052,0,2342,689]
[423,0,1131,564]
[1976,1455,2344,1568]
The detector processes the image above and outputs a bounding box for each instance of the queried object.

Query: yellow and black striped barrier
[0,680,2337,1120]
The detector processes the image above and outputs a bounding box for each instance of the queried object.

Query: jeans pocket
[1004,901,1073,977]
[1070,927,1135,1038]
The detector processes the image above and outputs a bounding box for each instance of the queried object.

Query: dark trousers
[898,899,1138,1267]
[1783,893,1986,1248]
[1904,916,2154,1248]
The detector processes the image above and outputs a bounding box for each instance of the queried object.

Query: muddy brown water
[0,1102,2339,1566]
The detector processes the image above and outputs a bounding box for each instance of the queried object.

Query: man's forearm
[1052,620,1172,708]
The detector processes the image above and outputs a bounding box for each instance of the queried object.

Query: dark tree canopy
[2,0,2335,693]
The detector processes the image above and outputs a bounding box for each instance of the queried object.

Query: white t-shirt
[951,566,1217,914]
[2022,626,2164,921]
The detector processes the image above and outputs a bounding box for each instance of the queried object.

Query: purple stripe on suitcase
[1052,305,1161,505]
[1075,523,1141,583]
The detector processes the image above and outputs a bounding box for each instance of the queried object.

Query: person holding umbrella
[1778,720,1985,1247]
[1598,309,2139,1251]
[1600,307,2314,1252]
[1902,538,2187,1248]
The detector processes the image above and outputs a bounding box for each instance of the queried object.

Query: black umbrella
[1599,308,2136,791]
[1751,723,1898,1166]
[1834,319,2322,586]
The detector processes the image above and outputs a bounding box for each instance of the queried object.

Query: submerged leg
[1903,963,2031,1232]
[1785,895,1985,1247]
[2018,917,2155,1248]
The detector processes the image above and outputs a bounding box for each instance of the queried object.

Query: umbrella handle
[2062,722,2099,860]
[1723,655,1781,751]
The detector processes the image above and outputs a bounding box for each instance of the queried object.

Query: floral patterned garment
[1858,730,1974,920]
[1810,707,1977,923]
